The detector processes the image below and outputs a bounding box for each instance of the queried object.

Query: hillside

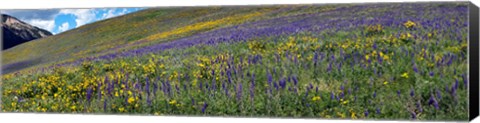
[2,5,340,74]
[1,14,53,50]
[1,2,470,120]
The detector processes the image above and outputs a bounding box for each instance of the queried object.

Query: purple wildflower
[145,77,150,96]
[267,72,273,86]
[205,82,209,90]
[103,99,107,112]
[303,88,310,101]
[453,79,459,91]
[237,82,243,101]
[436,88,442,99]
[86,86,94,102]
[212,77,216,92]
[462,74,468,88]
[279,78,286,89]
[410,89,415,97]
[410,111,417,119]
[273,81,279,90]
[227,71,232,84]
[153,82,158,96]
[201,102,208,113]
[364,109,369,117]
[413,64,419,73]
[416,101,423,113]
[428,94,440,110]
[250,73,255,101]
[199,81,203,91]
[292,75,298,86]
[445,84,450,93]
[330,91,335,100]
[327,62,332,72]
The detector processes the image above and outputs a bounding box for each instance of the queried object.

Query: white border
[0,0,476,9]
[0,0,478,123]
[0,113,466,123]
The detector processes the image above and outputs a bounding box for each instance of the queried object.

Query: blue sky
[2,8,145,34]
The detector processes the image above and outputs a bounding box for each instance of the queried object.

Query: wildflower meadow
[1,2,469,121]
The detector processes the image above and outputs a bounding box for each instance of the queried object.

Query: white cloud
[102,9,117,19]
[58,22,70,32]
[4,8,141,34]
[121,8,128,14]
[101,8,130,19]
[59,9,96,28]
[25,19,56,33]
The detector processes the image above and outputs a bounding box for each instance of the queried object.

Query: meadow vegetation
[1,2,469,121]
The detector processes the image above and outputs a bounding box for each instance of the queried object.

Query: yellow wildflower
[401,72,409,78]
[351,112,357,119]
[383,55,390,61]
[71,105,77,111]
[337,112,346,118]
[127,97,135,104]
[119,107,125,112]
[197,63,206,68]
[52,105,58,110]
[340,99,349,105]
[169,100,177,105]
[403,20,417,28]
[312,96,321,101]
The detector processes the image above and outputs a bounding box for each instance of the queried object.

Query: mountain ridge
[1,14,53,50]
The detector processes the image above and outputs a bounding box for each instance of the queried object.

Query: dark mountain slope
[1,14,53,50]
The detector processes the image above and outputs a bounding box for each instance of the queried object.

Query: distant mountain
[1,14,53,50]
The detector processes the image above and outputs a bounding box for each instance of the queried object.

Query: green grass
[1,3,469,121]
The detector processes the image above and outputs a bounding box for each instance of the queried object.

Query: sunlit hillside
[1,2,469,121]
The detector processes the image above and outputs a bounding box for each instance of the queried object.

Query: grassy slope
[2,5,313,74]
[0,3,469,120]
